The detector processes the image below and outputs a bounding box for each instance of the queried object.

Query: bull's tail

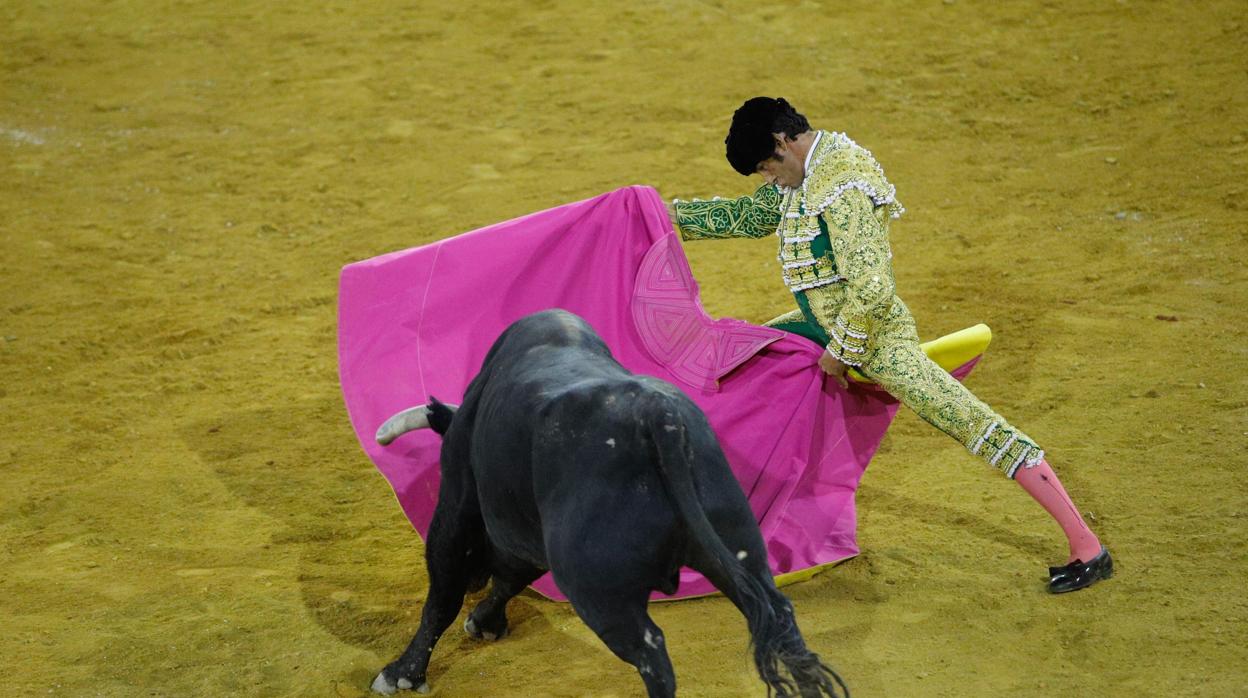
[375,397,457,444]
[646,395,849,698]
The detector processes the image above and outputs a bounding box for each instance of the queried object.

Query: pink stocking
[1014,460,1102,563]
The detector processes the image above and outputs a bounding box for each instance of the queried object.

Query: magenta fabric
[338,185,977,600]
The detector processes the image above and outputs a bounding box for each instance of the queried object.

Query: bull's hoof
[371,671,397,695]
[371,671,429,695]
[464,614,505,641]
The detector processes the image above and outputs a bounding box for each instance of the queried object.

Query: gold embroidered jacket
[673,131,904,366]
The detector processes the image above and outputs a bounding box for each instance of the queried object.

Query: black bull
[369,310,848,697]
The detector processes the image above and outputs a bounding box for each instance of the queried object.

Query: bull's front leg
[371,579,466,694]
[372,506,476,694]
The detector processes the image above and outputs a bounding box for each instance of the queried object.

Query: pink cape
[338,185,976,600]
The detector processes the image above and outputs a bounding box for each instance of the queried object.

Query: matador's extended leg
[862,333,1046,477]
[857,306,1110,593]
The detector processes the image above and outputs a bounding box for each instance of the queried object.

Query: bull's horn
[375,405,430,445]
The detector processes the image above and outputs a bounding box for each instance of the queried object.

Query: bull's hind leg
[690,512,849,697]
[465,554,544,641]
[565,589,676,698]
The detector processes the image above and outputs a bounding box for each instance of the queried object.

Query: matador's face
[755,134,806,189]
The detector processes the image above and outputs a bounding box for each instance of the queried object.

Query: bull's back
[457,310,744,575]
[526,376,687,584]
[459,311,637,564]
[469,355,647,498]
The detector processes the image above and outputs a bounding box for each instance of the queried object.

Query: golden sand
[3,1,1246,695]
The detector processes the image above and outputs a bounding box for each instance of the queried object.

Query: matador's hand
[818,350,850,389]
[664,199,677,222]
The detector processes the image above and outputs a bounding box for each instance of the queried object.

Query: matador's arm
[801,189,897,367]
[671,184,783,240]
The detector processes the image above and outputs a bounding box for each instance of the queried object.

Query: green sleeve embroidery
[816,189,896,366]
[672,184,782,240]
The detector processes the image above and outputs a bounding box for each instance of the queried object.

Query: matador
[669,97,1112,593]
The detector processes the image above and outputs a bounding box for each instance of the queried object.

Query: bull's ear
[426,400,457,435]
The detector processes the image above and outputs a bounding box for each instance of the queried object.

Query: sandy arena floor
[3,1,1247,695]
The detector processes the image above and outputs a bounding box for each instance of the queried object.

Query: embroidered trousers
[767,292,1044,478]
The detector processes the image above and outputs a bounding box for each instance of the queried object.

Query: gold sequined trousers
[767,292,1044,478]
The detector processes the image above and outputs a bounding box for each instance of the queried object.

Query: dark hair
[724,97,811,176]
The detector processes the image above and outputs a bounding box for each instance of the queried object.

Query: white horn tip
[375,405,431,445]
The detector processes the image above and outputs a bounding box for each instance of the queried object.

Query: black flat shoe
[1048,558,1088,578]
[1048,545,1112,579]
[1047,547,1113,594]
